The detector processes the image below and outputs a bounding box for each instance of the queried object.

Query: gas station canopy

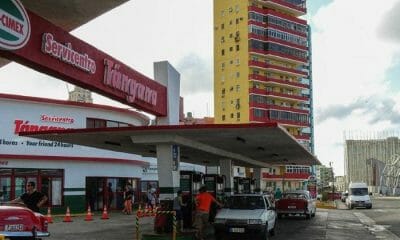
[23,123,320,168]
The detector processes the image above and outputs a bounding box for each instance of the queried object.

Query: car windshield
[282,193,307,199]
[350,188,368,196]
[225,196,266,209]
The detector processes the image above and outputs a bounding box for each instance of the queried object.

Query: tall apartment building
[213,0,313,190]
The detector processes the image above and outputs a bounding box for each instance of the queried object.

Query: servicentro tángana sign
[0,0,167,116]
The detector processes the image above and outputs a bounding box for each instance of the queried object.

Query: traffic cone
[137,204,143,217]
[63,207,73,222]
[144,204,150,217]
[152,206,158,217]
[84,206,93,221]
[45,207,53,223]
[101,205,109,220]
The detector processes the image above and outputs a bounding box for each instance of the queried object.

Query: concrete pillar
[253,168,264,192]
[156,144,180,200]
[220,159,233,196]
[153,61,181,202]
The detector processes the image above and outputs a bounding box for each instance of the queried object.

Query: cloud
[176,53,213,95]
[316,95,400,125]
[310,0,400,174]
[377,1,400,43]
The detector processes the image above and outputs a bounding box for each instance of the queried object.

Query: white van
[345,182,372,209]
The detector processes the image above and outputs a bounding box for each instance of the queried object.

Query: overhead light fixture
[104,141,121,146]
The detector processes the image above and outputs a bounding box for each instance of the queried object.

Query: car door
[264,196,275,230]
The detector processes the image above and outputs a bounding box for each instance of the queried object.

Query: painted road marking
[354,212,400,240]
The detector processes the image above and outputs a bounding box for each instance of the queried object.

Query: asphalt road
[46,197,400,240]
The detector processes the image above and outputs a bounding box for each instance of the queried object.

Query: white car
[214,194,276,240]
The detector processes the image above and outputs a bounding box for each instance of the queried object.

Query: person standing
[107,182,114,209]
[10,181,48,213]
[194,186,223,240]
[173,190,186,232]
[274,187,282,200]
[122,185,133,214]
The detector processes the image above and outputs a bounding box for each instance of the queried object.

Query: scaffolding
[344,131,400,194]
[379,154,400,195]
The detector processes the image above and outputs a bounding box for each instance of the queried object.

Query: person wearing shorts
[194,186,222,240]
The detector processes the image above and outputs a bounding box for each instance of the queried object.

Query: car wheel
[269,223,276,236]
[305,213,311,219]
[311,209,316,217]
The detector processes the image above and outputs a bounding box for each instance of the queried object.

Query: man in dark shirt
[11,181,48,213]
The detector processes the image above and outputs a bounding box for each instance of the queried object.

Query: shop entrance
[86,177,139,211]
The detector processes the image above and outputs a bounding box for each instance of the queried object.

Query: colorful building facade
[213,0,313,190]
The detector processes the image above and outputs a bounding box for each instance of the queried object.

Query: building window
[237,112,240,118]
[230,113,234,118]
[221,49,225,56]
[221,23,224,29]
[236,45,240,51]
[87,118,131,128]
[236,72,240,78]
[222,115,226,121]
[221,36,225,43]
[229,46,233,52]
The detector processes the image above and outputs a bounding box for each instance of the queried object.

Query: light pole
[329,162,334,200]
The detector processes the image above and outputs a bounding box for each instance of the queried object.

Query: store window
[0,168,64,206]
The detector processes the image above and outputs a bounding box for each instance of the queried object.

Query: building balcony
[250,101,309,114]
[262,172,311,180]
[249,60,308,77]
[249,74,309,89]
[293,133,311,140]
[255,0,307,17]
[249,48,307,64]
[249,112,310,127]
[248,33,308,51]
[249,87,309,102]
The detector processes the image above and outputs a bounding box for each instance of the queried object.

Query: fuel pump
[204,174,225,222]
[242,177,251,193]
[180,170,203,229]
[234,177,244,194]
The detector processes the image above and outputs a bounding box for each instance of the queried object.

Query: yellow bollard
[135,208,140,240]
[172,211,176,240]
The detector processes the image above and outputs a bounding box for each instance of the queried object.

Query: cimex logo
[0,0,31,50]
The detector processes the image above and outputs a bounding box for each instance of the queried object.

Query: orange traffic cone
[46,207,53,223]
[144,204,150,217]
[152,206,158,217]
[137,204,143,217]
[84,206,93,221]
[101,205,109,220]
[63,207,73,222]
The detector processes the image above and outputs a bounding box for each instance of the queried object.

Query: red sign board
[0,6,167,116]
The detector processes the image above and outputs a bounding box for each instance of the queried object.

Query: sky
[1,0,400,176]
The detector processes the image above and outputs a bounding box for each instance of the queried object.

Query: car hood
[215,208,265,219]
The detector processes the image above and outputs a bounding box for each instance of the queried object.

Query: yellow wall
[214,0,249,124]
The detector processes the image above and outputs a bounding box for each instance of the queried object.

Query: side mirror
[268,206,275,211]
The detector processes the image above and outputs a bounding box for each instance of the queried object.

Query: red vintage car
[0,205,49,239]
[275,190,316,219]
